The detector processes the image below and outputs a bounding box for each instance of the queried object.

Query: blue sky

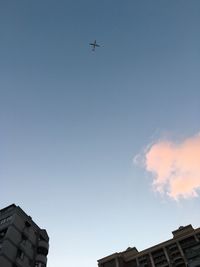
[1,1,200,267]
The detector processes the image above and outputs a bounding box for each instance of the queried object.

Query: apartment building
[98,225,200,267]
[0,204,49,267]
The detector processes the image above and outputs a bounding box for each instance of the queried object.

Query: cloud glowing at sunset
[137,134,200,200]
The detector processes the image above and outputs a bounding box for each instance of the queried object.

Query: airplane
[89,40,100,51]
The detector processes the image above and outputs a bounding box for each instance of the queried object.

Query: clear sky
[1,1,200,267]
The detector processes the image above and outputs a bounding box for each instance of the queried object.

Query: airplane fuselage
[90,40,100,51]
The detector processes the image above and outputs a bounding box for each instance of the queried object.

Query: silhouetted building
[98,225,200,267]
[0,204,49,267]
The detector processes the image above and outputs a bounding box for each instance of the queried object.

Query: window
[39,235,45,241]
[37,245,48,256]
[21,234,27,245]
[103,260,116,267]
[125,260,138,267]
[25,221,31,227]
[17,249,24,260]
[179,236,197,249]
[0,228,7,240]
[0,216,12,225]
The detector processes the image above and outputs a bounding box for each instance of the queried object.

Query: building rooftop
[98,224,200,263]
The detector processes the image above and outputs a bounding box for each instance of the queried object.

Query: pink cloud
[141,134,200,200]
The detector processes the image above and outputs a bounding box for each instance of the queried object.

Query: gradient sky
[1,1,200,267]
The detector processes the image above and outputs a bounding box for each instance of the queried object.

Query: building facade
[98,225,200,267]
[0,204,49,267]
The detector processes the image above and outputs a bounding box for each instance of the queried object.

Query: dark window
[125,259,138,267]
[179,236,197,249]
[0,216,12,225]
[17,249,24,260]
[103,259,116,267]
[184,244,200,259]
[0,228,7,240]
[21,234,27,245]
[37,246,48,256]
[25,221,31,227]
[39,235,45,241]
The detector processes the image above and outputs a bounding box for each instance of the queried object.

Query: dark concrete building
[0,204,49,267]
[98,225,200,267]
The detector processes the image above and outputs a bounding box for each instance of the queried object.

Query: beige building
[98,225,200,267]
[0,204,49,267]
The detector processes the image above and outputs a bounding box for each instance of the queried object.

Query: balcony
[174,256,184,262]
[185,245,200,259]
[154,256,167,264]
[35,254,47,264]
[155,262,169,267]
[179,237,197,250]
[37,240,49,256]
[174,262,186,267]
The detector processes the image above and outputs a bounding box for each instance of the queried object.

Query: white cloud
[135,133,200,200]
